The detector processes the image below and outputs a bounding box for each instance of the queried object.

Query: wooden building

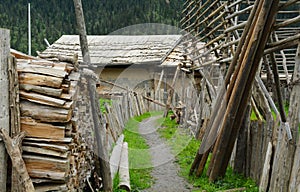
[40,35,190,93]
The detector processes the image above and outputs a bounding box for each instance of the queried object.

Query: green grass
[157,114,259,192]
[99,98,112,113]
[113,112,162,192]
[251,103,290,121]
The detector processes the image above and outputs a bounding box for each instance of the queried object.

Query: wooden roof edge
[160,35,185,64]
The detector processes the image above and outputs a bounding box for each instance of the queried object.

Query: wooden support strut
[208,0,280,181]
[0,129,35,192]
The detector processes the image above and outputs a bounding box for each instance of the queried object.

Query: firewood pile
[17,57,87,191]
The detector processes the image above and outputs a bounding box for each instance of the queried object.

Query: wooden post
[0,28,10,191]
[270,43,300,191]
[73,0,112,190]
[164,66,180,117]
[9,51,22,192]
[73,0,91,64]
[85,70,113,192]
[288,43,300,191]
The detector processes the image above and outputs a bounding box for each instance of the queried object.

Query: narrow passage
[139,116,192,192]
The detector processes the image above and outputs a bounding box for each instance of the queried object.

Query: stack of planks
[17,58,86,191]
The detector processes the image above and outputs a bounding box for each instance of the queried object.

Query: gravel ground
[139,116,193,192]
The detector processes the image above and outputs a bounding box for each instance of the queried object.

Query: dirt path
[139,116,193,192]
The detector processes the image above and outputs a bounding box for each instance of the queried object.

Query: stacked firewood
[17,58,87,191]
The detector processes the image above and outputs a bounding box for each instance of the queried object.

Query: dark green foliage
[0,0,183,55]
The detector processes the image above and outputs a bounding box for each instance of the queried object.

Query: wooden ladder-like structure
[179,0,300,186]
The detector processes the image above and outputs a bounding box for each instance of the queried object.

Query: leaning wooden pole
[288,42,300,192]
[86,70,112,191]
[0,129,35,191]
[73,0,112,191]
[73,0,91,64]
[0,28,10,191]
[208,0,280,181]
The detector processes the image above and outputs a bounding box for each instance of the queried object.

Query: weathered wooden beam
[208,0,280,181]
[279,0,299,9]
[273,15,300,30]
[269,51,290,134]
[288,43,300,192]
[259,142,273,191]
[0,28,10,191]
[73,0,91,64]
[85,70,112,191]
[270,43,300,191]
[0,129,35,191]
[164,66,180,117]
[9,55,22,192]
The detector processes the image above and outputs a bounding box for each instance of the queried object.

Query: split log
[0,129,35,192]
[19,73,63,88]
[23,154,69,179]
[17,64,68,78]
[24,137,72,144]
[118,142,131,191]
[20,90,66,107]
[22,146,69,158]
[20,101,72,123]
[34,184,68,192]
[21,117,65,139]
[20,84,63,97]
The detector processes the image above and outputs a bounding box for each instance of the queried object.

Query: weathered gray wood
[20,84,63,97]
[0,28,10,191]
[73,0,91,64]
[259,142,273,192]
[85,69,112,191]
[288,43,300,192]
[20,101,72,123]
[164,66,180,117]
[270,43,300,191]
[9,55,22,192]
[0,129,35,191]
[118,142,131,191]
[208,0,280,181]
[17,64,68,78]
[110,134,124,180]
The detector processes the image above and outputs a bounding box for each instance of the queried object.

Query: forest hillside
[0,0,183,55]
